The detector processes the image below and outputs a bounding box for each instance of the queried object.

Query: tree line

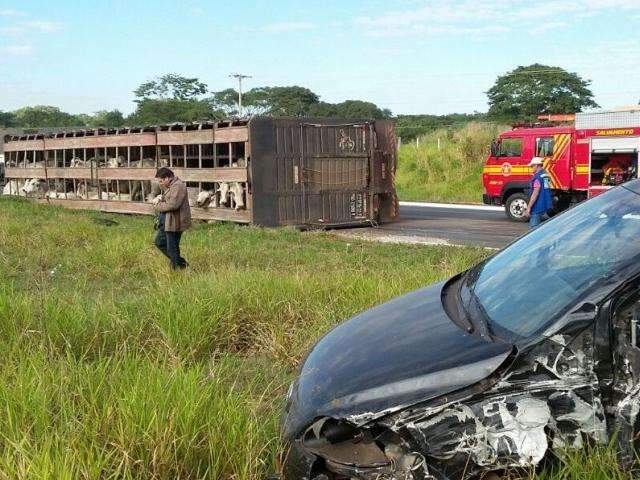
[0,64,603,137]
[0,74,392,129]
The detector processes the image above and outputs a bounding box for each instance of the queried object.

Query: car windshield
[468,185,640,338]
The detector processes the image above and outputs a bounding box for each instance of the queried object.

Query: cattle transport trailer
[3,117,398,227]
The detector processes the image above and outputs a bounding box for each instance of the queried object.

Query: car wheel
[505,193,528,222]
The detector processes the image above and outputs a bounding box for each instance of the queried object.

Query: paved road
[392,203,529,248]
[337,203,529,249]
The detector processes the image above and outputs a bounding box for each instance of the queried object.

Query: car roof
[623,179,640,196]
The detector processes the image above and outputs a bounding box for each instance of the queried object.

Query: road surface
[337,202,529,249]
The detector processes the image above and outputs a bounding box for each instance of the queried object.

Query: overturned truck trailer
[3,117,398,227]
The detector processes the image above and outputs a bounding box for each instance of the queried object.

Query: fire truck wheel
[505,192,528,222]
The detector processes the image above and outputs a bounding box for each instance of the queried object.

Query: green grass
[0,197,633,479]
[396,122,509,203]
[0,197,486,479]
[534,443,635,480]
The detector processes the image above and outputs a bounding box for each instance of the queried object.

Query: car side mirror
[557,302,598,334]
[569,302,597,320]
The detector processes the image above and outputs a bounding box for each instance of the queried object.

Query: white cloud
[0,9,26,17]
[262,21,314,33]
[0,25,20,35]
[23,20,61,33]
[4,45,33,55]
[354,0,640,37]
[529,21,568,35]
[364,23,510,38]
[0,19,62,36]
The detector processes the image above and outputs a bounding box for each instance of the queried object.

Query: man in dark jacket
[152,167,191,269]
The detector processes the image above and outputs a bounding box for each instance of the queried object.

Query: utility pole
[229,73,251,117]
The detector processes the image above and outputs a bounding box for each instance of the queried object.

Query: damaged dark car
[282,180,640,480]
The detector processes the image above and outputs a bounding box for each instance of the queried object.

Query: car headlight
[299,418,428,479]
[302,418,389,469]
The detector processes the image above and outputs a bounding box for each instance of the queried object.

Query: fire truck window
[536,137,554,157]
[498,138,523,157]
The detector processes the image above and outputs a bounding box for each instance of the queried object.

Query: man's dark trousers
[154,213,187,269]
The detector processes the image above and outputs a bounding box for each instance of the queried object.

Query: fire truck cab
[483,109,640,221]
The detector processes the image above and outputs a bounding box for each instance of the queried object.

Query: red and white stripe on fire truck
[542,133,571,189]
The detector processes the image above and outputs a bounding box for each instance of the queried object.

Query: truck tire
[505,193,528,222]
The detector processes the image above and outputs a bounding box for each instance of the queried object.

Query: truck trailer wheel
[505,193,528,222]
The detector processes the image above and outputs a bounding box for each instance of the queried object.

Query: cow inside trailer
[2,118,398,228]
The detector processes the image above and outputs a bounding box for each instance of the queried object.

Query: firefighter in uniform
[524,157,553,228]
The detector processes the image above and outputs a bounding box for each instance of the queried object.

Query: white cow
[21,178,48,197]
[25,160,46,168]
[75,185,119,200]
[75,183,96,199]
[106,156,124,168]
[103,156,125,193]
[46,191,78,199]
[218,182,231,206]
[70,157,87,167]
[196,189,219,208]
[2,179,24,195]
[90,156,106,167]
[128,158,161,201]
[229,182,246,210]
[89,191,118,200]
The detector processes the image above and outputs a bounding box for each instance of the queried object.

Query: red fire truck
[483,109,640,221]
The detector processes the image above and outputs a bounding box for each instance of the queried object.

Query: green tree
[0,111,16,127]
[394,113,487,139]
[130,74,221,124]
[306,101,338,117]
[87,110,126,128]
[212,83,392,120]
[487,64,599,121]
[133,74,208,102]
[212,86,320,116]
[127,99,224,125]
[11,106,85,128]
[244,86,320,116]
[211,88,241,116]
[333,100,391,119]
[307,100,391,119]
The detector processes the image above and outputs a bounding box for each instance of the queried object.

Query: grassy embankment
[396,122,510,203]
[0,197,633,479]
[0,197,485,478]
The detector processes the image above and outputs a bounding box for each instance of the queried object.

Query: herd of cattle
[2,156,247,210]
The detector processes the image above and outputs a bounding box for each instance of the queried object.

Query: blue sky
[1,0,639,115]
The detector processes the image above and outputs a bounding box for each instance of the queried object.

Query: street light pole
[229,73,251,117]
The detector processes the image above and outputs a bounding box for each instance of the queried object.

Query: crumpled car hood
[284,281,514,437]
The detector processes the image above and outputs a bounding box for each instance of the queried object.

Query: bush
[396,122,510,203]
